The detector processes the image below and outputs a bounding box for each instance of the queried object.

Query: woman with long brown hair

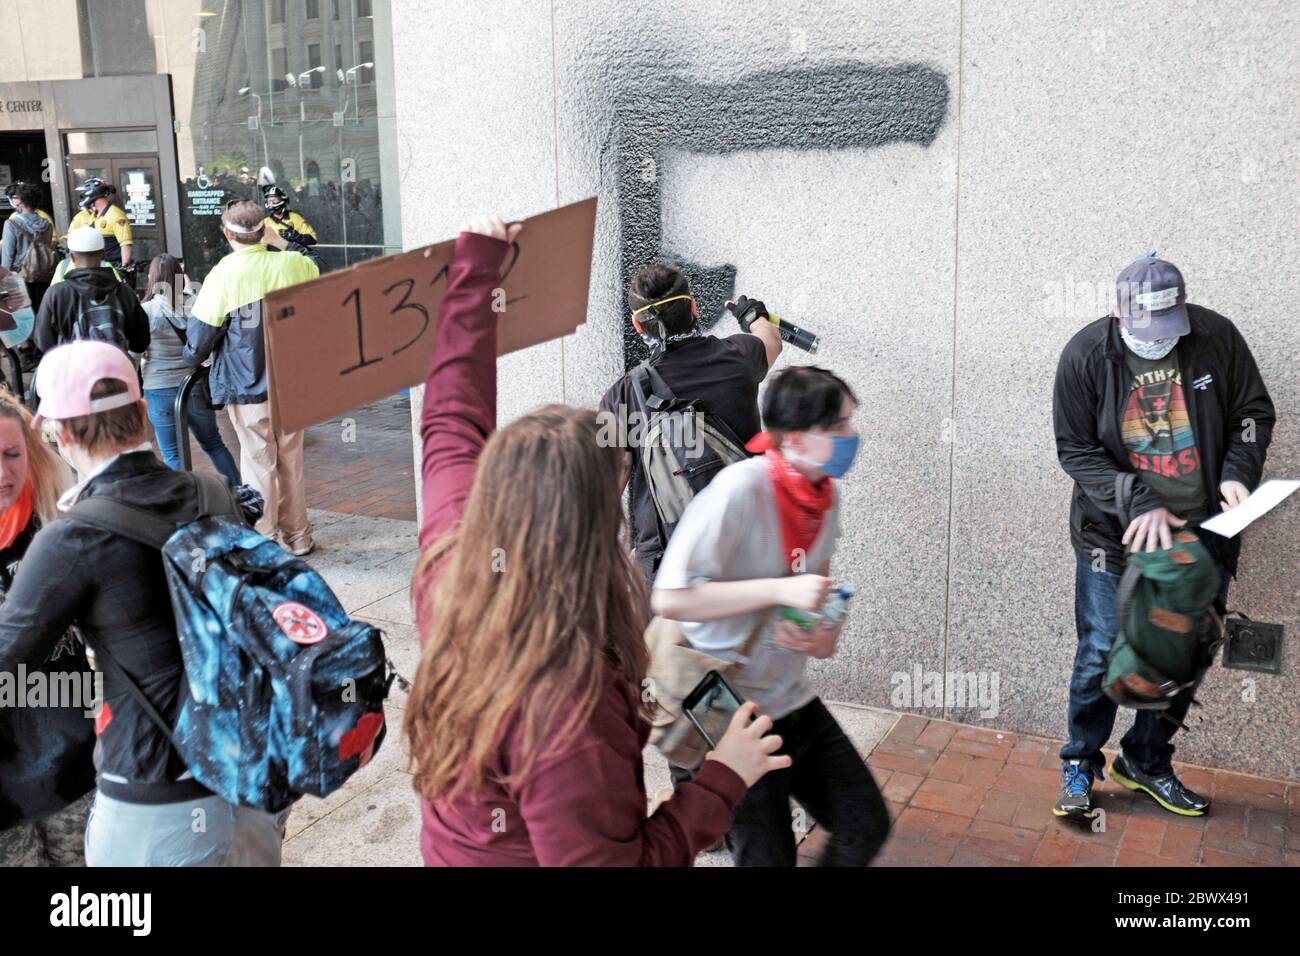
[0,388,96,865]
[405,216,788,866]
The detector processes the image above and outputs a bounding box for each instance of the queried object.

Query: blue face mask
[788,432,861,479]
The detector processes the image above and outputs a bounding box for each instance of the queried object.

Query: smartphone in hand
[682,670,746,748]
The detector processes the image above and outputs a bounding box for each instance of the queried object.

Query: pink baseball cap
[31,340,140,429]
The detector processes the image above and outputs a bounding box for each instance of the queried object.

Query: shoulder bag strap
[1113,470,1136,525]
[92,642,182,751]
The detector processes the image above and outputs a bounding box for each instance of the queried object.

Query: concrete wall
[393,0,1300,780]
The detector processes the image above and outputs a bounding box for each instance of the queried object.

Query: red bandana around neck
[764,449,833,569]
[0,481,35,550]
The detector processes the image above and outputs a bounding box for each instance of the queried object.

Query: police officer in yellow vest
[67,177,133,268]
[260,185,317,249]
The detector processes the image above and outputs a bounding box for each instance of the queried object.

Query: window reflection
[175,0,396,278]
[0,0,399,280]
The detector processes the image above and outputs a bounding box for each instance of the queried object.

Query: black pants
[672,696,890,866]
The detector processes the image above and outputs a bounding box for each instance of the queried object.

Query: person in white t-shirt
[652,365,889,867]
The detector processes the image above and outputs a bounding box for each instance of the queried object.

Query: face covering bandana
[784,432,861,479]
[764,450,834,562]
[1119,325,1180,360]
[638,327,701,357]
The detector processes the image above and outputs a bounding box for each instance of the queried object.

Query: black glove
[728,295,768,332]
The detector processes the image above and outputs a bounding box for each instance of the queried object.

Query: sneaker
[1053,759,1097,821]
[1109,753,1209,816]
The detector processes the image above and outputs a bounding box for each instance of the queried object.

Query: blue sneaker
[1053,759,1097,821]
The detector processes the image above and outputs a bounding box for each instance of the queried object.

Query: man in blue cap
[1051,254,1275,822]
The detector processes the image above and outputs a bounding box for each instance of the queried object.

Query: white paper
[1200,479,1300,539]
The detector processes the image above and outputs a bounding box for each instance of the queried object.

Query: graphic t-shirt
[1120,345,1209,522]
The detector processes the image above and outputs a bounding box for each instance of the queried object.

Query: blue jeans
[1060,532,1228,777]
[144,386,241,487]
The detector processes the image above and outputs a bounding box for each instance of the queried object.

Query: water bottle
[775,584,857,639]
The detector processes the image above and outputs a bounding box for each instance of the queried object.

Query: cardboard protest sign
[263,197,596,433]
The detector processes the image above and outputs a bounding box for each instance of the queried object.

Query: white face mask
[1120,325,1180,361]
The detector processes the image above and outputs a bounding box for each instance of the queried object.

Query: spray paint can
[728,300,821,353]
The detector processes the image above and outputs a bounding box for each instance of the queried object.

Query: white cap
[66,226,105,253]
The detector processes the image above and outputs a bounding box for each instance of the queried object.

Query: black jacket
[1053,304,1275,576]
[34,266,150,355]
[0,451,239,805]
[0,512,97,828]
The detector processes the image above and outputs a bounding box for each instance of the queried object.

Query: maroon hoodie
[415,230,745,866]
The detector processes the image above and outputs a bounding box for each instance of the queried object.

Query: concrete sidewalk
[295,509,1298,867]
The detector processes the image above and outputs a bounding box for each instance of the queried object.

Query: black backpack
[71,286,131,352]
[628,360,748,558]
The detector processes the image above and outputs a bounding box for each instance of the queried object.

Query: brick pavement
[188,393,416,522]
[184,399,1298,869]
[809,713,1300,867]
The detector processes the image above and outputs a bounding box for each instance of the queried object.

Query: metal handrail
[309,243,403,251]
[173,364,209,472]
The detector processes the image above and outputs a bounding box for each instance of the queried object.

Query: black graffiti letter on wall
[606,62,950,367]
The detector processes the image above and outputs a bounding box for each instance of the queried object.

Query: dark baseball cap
[1114,254,1190,341]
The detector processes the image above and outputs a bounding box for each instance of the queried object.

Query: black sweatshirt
[1053,304,1275,576]
[34,266,150,355]
[0,451,230,804]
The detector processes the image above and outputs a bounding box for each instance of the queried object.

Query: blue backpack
[70,472,399,813]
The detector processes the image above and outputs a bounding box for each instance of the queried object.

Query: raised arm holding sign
[401,212,788,869]
[262,197,596,433]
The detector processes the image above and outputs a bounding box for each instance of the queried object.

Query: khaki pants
[226,401,313,549]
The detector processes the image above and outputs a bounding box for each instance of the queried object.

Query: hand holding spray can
[726,296,821,354]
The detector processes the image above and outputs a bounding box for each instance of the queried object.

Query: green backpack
[1105,473,1226,712]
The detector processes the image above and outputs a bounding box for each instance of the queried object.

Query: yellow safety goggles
[630,294,692,316]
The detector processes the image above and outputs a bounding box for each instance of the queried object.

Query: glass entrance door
[67,148,165,291]
[113,157,163,264]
